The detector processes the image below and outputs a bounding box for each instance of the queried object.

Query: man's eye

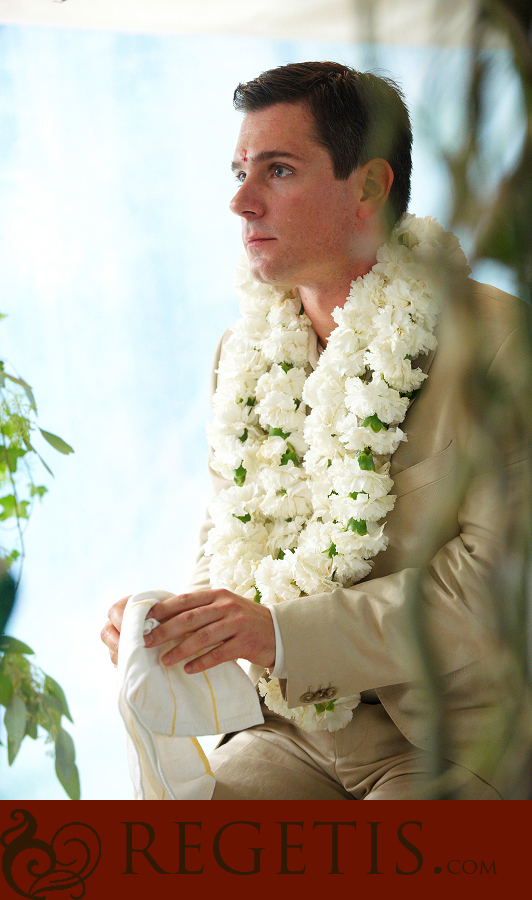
[235,172,246,184]
[273,165,292,178]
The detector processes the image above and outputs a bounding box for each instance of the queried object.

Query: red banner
[0,800,529,895]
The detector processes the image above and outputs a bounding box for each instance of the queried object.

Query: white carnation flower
[329,458,393,499]
[345,375,410,426]
[266,517,306,554]
[261,481,313,519]
[254,555,301,604]
[261,326,309,366]
[208,483,265,524]
[256,391,307,434]
[267,298,305,329]
[338,419,407,456]
[333,493,396,524]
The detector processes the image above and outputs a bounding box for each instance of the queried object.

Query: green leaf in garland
[324,541,337,559]
[362,413,388,432]
[269,426,289,439]
[38,429,74,455]
[246,397,256,408]
[345,518,368,535]
[238,428,248,443]
[233,464,247,486]
[253,588,261,604]
[315,700,336,713]
[280,362,293,373]
[356,448,375,471]
[54,727,81,800]
[232,512,251,523]
[280,443,298,467]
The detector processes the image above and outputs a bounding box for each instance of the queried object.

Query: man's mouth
[245,235,275,247]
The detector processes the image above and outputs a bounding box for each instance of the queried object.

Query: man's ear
[358,159,394,219]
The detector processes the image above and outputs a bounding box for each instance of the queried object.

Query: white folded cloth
[117,590,264,800]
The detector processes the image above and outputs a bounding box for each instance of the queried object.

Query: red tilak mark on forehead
[240,150,248,162]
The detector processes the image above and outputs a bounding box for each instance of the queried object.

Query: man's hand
[100,595,130,667]
[143,589,276,674]
[100,590,276,675]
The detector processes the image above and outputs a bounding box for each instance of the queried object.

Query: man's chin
[247,257,293,289]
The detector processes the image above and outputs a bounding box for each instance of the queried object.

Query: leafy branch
[0,314,79,799]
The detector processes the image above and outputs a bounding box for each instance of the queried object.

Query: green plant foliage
[0,639,80,799]
[1,317,79,798]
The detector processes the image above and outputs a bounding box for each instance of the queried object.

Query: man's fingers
[148,590,224,623]
[101,620,120,666]
[107,595,131,632]
[162,635,236,672]
[146,596,226,646]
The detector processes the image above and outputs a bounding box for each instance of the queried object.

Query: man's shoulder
[469,277,521,309]
[466,277,523,350]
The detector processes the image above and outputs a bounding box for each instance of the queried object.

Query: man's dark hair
[233,61,412,227]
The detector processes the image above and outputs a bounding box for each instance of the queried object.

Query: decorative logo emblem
[1,809,101,898]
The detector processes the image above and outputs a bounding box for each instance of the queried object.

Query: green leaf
[269,426,289,439]
[5,447,27,474]
[0,496,30,521]
[25,718,38,739]
[232,512,251,523]
[245,397,255,408]
[233,464,247,487]
[237,428,248,443]
[44,675,73,723]
[54,727,81,800]
[0,671,14,706]
[0,570,17,636]
[5,693,27,764]
[29,485,48,499]
[0,635,34,655]
[324,541,337,559]
[356,448,375,471]
[3,373,37,412]
[280,362,293,373]
[280,443,298,467]
[38,430,74,455]
[362,413,387,433]
[253,588,261,604]
[277,549,285,560]
[315,700,336,714]
[345,518,368,535]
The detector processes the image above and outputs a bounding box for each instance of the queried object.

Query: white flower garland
[205,214,470,733]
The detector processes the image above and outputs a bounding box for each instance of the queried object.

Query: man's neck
[298,260,376,347]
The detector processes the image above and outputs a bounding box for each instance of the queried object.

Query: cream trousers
[209,700,502,800]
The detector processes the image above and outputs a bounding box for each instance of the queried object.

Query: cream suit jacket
[187,278,532,787]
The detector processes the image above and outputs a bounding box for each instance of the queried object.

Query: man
[102,62,531,799]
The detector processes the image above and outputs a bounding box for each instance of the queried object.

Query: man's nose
[229,179,265,218]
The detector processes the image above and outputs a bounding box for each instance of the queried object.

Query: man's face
[230,102,367,291]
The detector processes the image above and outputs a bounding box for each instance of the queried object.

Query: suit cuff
[265,604,287,679]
